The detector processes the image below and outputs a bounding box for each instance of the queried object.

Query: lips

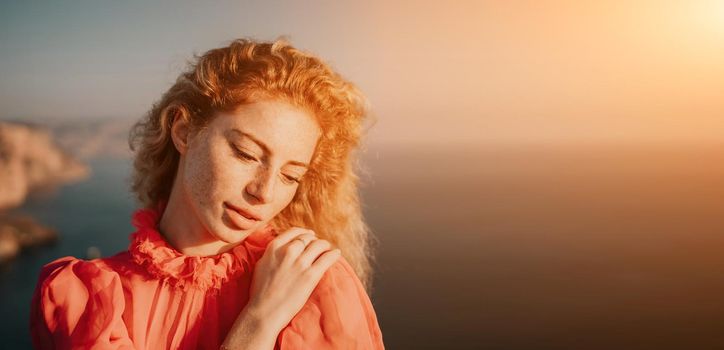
[224,202,262,221]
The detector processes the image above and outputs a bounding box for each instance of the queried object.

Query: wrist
[243,305,281,335]
[222,305,281,350]
[243,300,286,334]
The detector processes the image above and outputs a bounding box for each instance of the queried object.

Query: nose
[245,166,275,204]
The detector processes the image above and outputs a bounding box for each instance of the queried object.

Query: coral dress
[29,205,385,349]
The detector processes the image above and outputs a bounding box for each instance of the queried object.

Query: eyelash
[232,146,301,184]
[233,147,258,162]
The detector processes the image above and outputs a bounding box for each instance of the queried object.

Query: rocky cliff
[0,121,91,263]
[0,121,90,210]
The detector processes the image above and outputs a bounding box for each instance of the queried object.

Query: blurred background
[1,1,723,349]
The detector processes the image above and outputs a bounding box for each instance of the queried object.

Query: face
[175,99,321,245]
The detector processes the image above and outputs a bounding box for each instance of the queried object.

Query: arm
[30,257,136,350]
[220,305,281,350]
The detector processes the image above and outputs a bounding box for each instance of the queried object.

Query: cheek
[184,146,222,209]
[187,148,257,204]
[272,186,299,213]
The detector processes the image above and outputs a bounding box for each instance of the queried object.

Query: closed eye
[231,145,258,162]
[283,174,301,184]
[231,142,302,185]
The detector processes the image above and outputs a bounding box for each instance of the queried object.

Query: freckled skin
[161,99,321,256]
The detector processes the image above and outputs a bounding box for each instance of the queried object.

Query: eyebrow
[228,129,309,168]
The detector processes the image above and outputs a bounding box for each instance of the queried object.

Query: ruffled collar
[128,201,276,291]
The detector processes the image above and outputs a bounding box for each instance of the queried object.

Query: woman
[30,38,384,349]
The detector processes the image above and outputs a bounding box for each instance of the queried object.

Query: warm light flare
[690,0,724,36]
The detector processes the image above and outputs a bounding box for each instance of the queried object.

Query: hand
[245,227,341,333]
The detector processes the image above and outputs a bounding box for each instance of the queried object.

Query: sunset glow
[1,1,722,146]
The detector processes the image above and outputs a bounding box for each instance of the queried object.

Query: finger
[296,239,332,268]
[282,233,317,251]
[270,227,315,249]
[279,233,318,261]
[306,248,341,278]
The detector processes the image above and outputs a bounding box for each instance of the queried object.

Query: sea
[2,143,723,349]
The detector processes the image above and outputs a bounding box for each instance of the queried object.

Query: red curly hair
[128,37,377,291]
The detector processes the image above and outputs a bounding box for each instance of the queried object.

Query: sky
[1,0,723,146]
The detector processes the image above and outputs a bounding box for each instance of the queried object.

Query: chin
[212,226,247,244]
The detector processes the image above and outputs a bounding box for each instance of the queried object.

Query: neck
[158,191,236,257]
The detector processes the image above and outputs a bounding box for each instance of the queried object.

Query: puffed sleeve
[30,256,135,350]
[275,257,385,349]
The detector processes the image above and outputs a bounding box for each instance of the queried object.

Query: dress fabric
[29,204,385,349]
